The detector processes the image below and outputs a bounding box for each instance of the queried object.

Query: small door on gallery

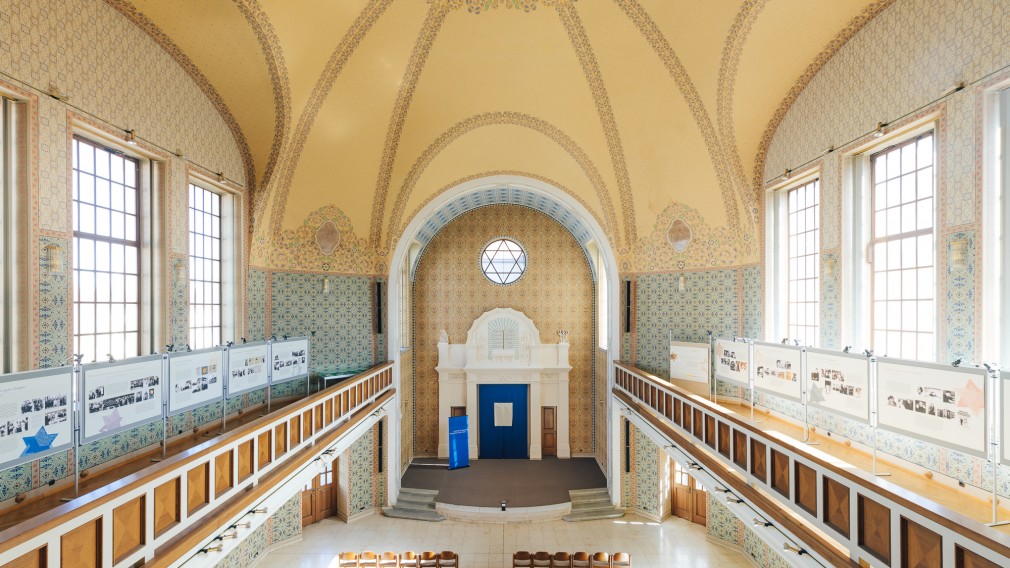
[301,461,336,526]
[672,461,707,526]
[542,407,557,457]
[478,384,528,459]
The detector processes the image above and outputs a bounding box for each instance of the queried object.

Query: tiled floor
[257,513,751,568]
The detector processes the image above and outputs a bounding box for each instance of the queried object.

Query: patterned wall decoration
[635,270,739,378]
[635,202,757,274]
[170,255,189,347]
[820,252,841,350]
[347,425,377,516]
[269,272,375,375]
[0,0,245,194]
[595,347,607,470]
[37,235,70,369]
[253,205,377,275]
[618,419,661,519]
[217,493,302,568]
[400,351,413,471]
[742,265,762,341]
[944,231,975,363]
[707,492,793,568]
[413,205,595,456]
[247,268,268,341]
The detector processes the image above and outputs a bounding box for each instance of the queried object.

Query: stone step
[395,498,437,511]
[562,508,626,522]
[570,500,618,513]
[569,488,611,501]
[399,487,440,498]
[382,507,446,522]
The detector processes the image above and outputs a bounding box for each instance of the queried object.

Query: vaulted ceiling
[114,0,890,265]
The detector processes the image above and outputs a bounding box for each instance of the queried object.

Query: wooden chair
[378,552,400,567]
[533,552,552,567]
[571,552,590,568]
[338,552,360,568]
[610,552,631,567]
[590,552,610,568]
[551,552,572,568]
[359,551,379,568]
[420,551,439,568]
[513,551,533,567]
[400,552,419,567]
[438,551,458,567]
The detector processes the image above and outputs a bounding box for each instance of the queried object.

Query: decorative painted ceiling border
[233,0,291,192]
[103,0,255,194]
[556,1,637,247]
[397,169,612,252]
[366,2,452,248]
[260,0,394,229]
[751,0,897,189]
[717,0,768,215]
[612,0,741,233]
[383,111,621,252]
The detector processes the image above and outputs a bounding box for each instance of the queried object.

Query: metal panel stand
[868,356,890,476]
[151,354,169,463]
[61,360,83,502]
[747,342,764,424]
[987,369,1008,526]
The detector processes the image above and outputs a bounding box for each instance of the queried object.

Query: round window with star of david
[480,238,527,285]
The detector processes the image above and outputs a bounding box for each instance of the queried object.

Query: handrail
[615,361,1010,568]
[0,361,395,568]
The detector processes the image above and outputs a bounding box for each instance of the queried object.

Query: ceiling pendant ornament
[433,0,571,14]
[314,220,342,256]
[666,218,692,253]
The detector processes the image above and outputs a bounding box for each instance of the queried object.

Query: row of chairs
[512,551,631,567]
[337,551,458,567]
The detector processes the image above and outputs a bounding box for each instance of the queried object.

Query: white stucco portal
[386,174,622,506]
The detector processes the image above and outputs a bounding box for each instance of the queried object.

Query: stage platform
[400,457,607,508]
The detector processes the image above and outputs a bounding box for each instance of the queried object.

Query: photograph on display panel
[714,338,750,387]
[670,341,710,384]
[752,343,803,401]
[271,338,309,383]
[227,342,270,396]
[0,367,74,467]
[82,356,164,442]
[168,348,224,414]
[877,359,987,458]
[804,349,870,423]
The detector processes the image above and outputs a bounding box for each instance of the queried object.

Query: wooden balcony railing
[615,361,1010,568]
[0,361,395,568]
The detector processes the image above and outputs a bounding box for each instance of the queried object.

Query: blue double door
[478,384,528,459]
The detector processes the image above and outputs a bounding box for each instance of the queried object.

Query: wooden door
[672,461,692,520]
[542,407,557,457]
[301,463,336,526]
[672,462,707,526]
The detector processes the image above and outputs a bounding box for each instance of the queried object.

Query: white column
[467,378,479,459]
[608,403,622,506]
[530,377,542,459]
[558,376,571,458]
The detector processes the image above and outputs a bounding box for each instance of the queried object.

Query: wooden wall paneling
[258,430,273,468]
[0,545,46,568]
[238,440,254,481]
[61,518,101,568]
[112,495,146,564]
[770,449,790,498]
[664,393,672,419]
[290,416,301,448]
[956,546,1003,568]
[153,477,181,537]
[187,463,209,515]
[750,439,767,483]
[858,495,892,565]
[302,409,313,439]
[733,429,747,469]
[314,404,323,431]
[822,477,851,538]
[325,399,333,425]
[692,408,703,440]
[794,461,817,515]
[705,415,716,448]
[901,517,941,568]
[718,422,731,458]
[275,423,288,457]
[215,451,234,497]
[673,399,682,425]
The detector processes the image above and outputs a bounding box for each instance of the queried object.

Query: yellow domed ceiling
[115,0,891,273]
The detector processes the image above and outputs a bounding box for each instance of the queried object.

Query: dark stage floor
[400,457,607,507]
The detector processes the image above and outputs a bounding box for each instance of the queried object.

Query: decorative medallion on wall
[480,238,527,285]
[314,220,341,256]
[666,218,693,253]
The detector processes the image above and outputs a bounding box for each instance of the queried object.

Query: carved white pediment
[466,308,542,363]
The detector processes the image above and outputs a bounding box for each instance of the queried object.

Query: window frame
[982,84,1010,362]
[187,182,224,349]
[765,169,821,346]
[186,172,242,349]
[71,134,144,362]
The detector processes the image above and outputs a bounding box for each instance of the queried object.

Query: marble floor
[256,513,752,568]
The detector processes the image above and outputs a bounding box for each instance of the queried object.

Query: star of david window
[480,238,527,285]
